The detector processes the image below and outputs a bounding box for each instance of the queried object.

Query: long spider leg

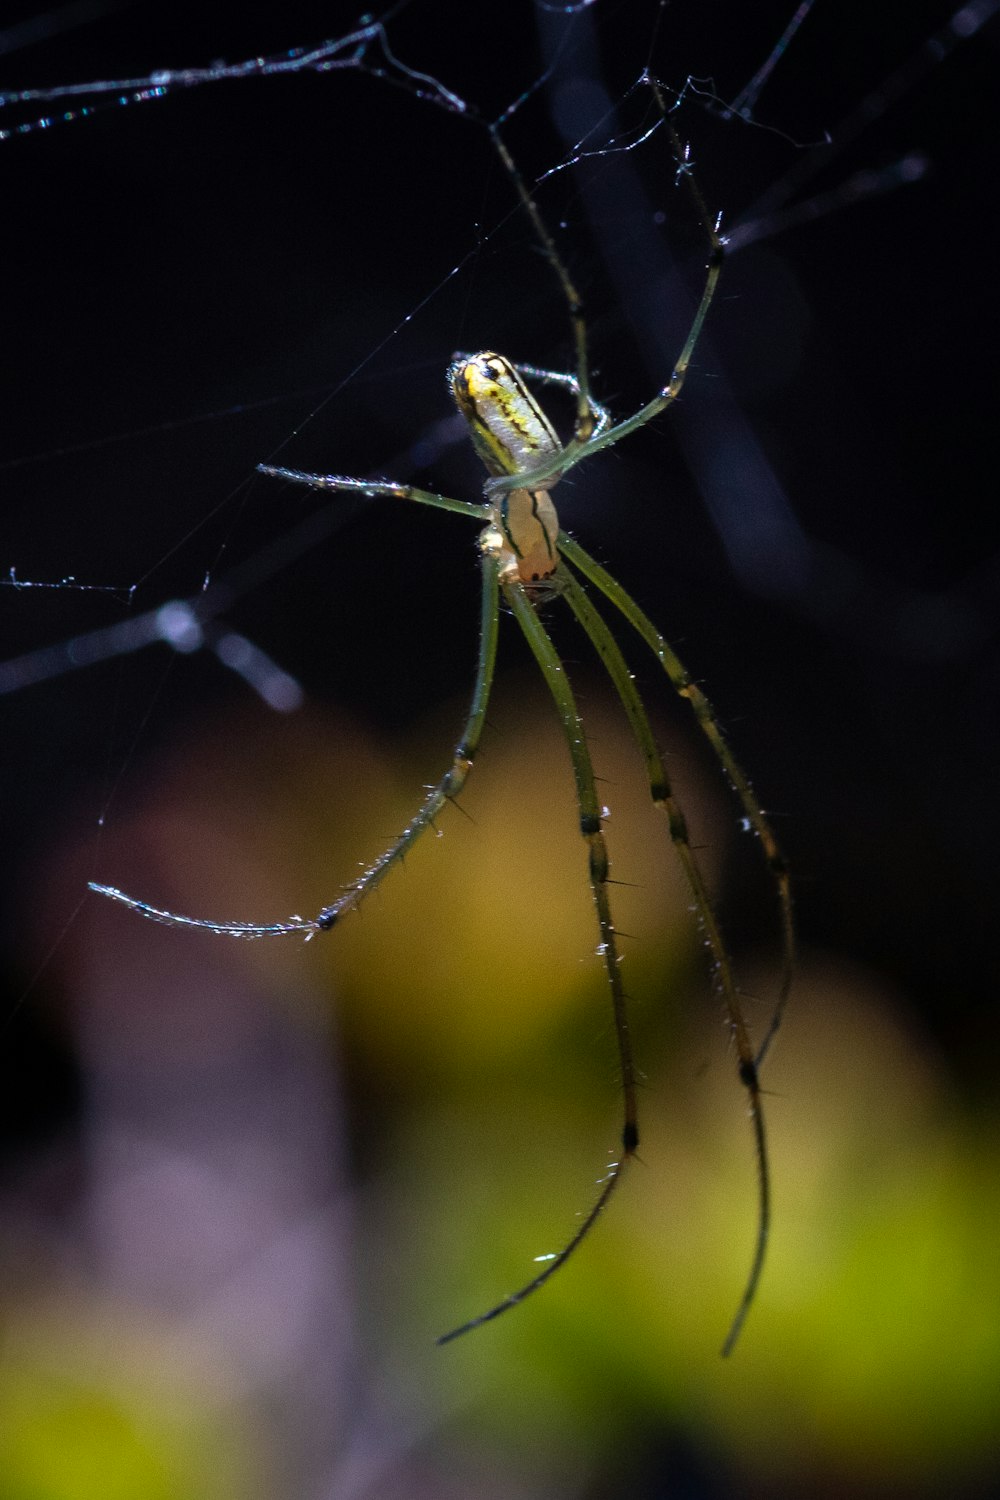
[484,108,724,502]
[559,534,794,1069]
[257,464,488,522]
[437,576,637,1345]
[91,555,501,939]
[488,126,596,448]
[559,565,769,1356]
[482,219,722,505]
[84,886,316,937]
[314,552,499,929]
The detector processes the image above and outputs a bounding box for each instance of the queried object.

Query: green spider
[91,106,793,1355]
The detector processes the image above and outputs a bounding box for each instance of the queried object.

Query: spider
[90,95,793,1356]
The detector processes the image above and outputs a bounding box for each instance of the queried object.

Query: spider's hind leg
[559,533,794,1070]
[559,561,772,1356]
[436,569,638,1345]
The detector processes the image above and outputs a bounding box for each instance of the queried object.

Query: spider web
[1,2,999,1497]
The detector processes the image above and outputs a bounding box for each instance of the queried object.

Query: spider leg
[559,534,794,1071]
[91,554,502,938]
[315,553,499,929]
[484,96,725,502]
[482,214,722,506]
[257,464,488,522]
[437,576,637,1345]
[565,218,723,469]
[506,362,613,440]
[559,564,770,1356]
[489,125,596,449]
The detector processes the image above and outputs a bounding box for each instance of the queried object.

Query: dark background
[1,1,998,1496]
